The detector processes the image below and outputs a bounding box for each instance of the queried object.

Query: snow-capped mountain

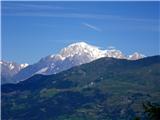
[2,42,145,84]
[0,61,28,84]
[128,52,145,60]
[12,42,125,82]
[58,42,126,60]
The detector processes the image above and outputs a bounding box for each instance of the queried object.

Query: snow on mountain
[3,42,145,83]
[35,67,48,74]
[20,63,29,69]
[51,42,126,61]
[1,61,29,84]
[59,42,105,60]
[128,52,145,60]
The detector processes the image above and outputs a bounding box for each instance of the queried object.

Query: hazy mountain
[128,52,145,60]
[0,60,28,84]
[2,55,160,120]
[11,42,145,83]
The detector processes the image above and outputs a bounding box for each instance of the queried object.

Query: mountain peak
[0,60,29,71]
[69,42,90,47]
[65,42,99,51]
[2,42,146,84]
[48,42,145,62]
[1,60,29,84]
[128,52,145,60]
[59,42,103,60]
[20,63,29,69]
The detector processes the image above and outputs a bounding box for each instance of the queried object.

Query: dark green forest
[2,56,160,120]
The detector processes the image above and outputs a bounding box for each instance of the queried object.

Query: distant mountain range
[0,61,28,84]
[1,42,145,84]
[2,55,160,120]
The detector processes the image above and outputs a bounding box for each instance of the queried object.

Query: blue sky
[2,1,160,64]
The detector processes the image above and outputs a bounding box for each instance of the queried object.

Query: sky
[1,1,160,64]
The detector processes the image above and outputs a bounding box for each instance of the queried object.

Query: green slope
[2,56,160,120]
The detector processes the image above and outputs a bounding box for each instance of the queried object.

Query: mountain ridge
[0,60,28,84]
[2,55,159,92]
[2,55,160,120]
[1,42,145,84]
